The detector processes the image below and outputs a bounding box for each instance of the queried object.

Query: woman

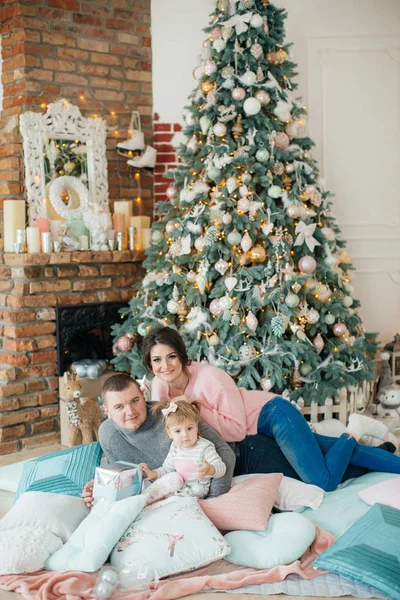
[143,327,400,492]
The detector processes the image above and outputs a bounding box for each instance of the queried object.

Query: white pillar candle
[26,226,40,253]
[114,200,133,230]
[3,200,26,252]
[130,216,151,250]
[142,228,152,250]
[79,235,89,250]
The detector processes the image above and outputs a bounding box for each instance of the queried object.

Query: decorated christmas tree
[112,0,377,405]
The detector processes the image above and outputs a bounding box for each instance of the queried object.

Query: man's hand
[83,479,94,508]
[198,460,215,479]
[139,463,158,481]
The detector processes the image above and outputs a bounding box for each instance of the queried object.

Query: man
[83,373,235,506]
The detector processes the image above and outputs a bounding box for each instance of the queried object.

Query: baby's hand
[198,460,215,479]
[139,463,158,481]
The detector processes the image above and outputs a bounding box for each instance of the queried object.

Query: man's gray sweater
[99,407,236,498]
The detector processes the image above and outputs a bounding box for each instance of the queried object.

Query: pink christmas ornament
[333,322,348,337]
[166,185,177,200]
[209,299,223,316]
[213,122,227,137]
[232,87,246,101]
[241,232,253,253]
[313,334,324,354]
[210,27,222,41]
[286,204,300,219]
[116,336,132,353]
[215,259,229,275]
[274,132,290,150]
[298,255,317,274]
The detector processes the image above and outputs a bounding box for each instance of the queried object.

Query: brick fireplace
[0,250,144,454]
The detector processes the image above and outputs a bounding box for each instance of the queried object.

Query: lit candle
[130,216,151,250]
[3,200,26,252]
[114,200,133,231]
[26,227,41,253]
[142,228,152,250]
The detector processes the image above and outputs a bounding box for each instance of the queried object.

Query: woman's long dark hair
[142,327,190,372]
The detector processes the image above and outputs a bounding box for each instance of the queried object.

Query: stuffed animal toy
[377,385,400,432]
[62,370,102,446]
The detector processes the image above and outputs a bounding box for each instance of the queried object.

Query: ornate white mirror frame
[20,98,110,225]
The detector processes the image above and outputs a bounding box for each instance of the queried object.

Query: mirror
[20,99,110,225]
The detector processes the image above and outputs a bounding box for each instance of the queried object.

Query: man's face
[103,382,147,431]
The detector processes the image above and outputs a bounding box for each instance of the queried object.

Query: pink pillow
[358,476,400,509]
[199,473,282,531]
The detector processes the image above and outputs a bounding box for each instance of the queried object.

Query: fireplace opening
[56,302,128,376]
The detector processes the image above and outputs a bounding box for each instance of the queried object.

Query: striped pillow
[15,442,102,500]
[313,503,400,600]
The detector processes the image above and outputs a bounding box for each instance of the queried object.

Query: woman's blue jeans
[243,397,400,491]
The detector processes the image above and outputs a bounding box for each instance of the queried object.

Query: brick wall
[153,113,181,205]
[0,0,154,247]
[0,249,144,454]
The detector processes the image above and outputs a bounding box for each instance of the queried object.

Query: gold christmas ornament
[281,171,293,190]
[200,79,215,95]
[276,49,288,63]
[177,298,188,323]
[266,51,277,64]
[232,115,244,140]
[292,367,302,389]
[250,245,267,263]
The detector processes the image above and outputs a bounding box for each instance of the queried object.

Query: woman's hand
[83,479,94,509]
[139,463,159,481]
[198,460,216,479]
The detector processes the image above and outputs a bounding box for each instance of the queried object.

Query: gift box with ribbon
[93,461,143,501]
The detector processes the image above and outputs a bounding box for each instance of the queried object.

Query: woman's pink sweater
[151,362,276,442]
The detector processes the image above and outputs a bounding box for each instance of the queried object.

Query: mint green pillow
[314,503,400,600]
[45,494,146,572]
[224,512,316,569]
[15,443,102,501]
[298,472,398,538]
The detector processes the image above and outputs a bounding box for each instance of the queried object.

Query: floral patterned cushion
[110,495,230,584]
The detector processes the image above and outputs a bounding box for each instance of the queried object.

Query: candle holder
[41,232,53,253]
[13,242,24,254]
[128,227,136,251]
[53,241,61,252]
[16,229,26,252]
[116,232,124,251]
[108,239,116,252]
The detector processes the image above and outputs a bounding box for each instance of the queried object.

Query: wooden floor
[0,445,379,600]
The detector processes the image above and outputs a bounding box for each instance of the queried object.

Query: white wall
[151,0,400,344]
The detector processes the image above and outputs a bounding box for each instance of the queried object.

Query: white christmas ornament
[256,148,269,162]
[226,176,238,194]
[268,185,282,199]
[194,236,207,251]
[241,232,253,252]
[215,259,229,275]
[237,198,250,212]
[306,308,320,324]
[294,221,321,252]
[209,334,220,346]
[343,296,353,307]
[204,60,217,75]
[219,296,233,310]
[225,276,238,292]
[262,222,274,236]
[187,135,198,152]
[196,272,207,294]
[240,70,257,87]
[246,311,258,331]
[273,100,292,122]
[238,344,256,363]
[167,300,179,314]
[213,39,226,52]
[243,97,261,115]
[222,213,233,224]
[325,313,335,325]
[250,13,263,28]
[261,378,273,392]
[187,271,196,282]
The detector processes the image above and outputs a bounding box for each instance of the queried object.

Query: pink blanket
[0,526,334,600]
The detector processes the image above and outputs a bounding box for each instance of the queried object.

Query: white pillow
[232,474,324,511]
[45,493,146,572]
[0,526,62,574]
[0,491,89,543]
[110,496,230,583]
